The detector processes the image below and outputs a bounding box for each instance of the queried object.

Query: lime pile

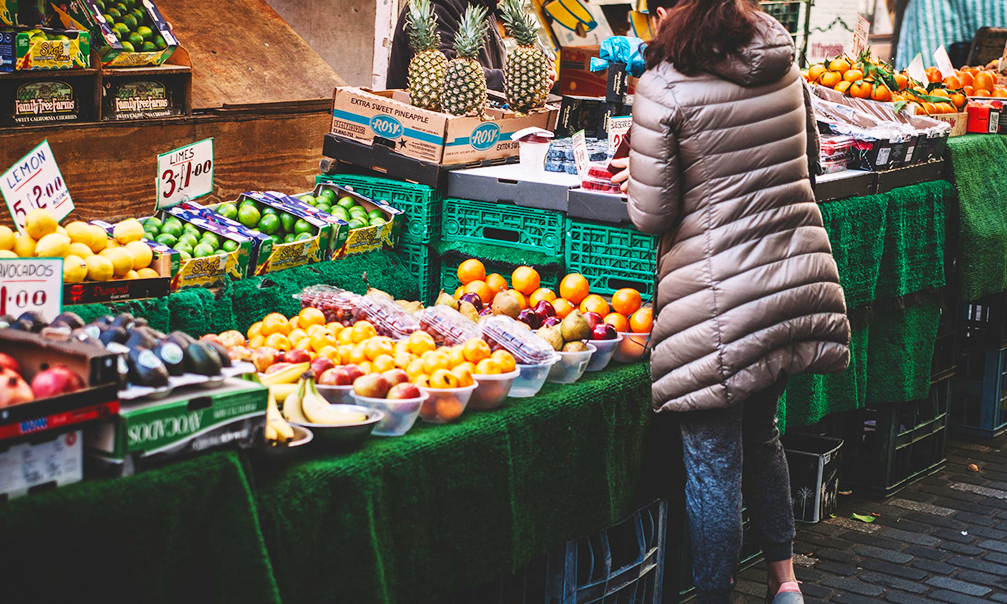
[22,30,72,42]
[298,189,387,231]
[96,0,167,53]
[135,216,236,260]
[214,198,317,247]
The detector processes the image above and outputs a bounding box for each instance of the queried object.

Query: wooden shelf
[0,67,99,80]
[101,63,192,77]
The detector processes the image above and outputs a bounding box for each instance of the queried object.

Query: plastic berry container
[580,177,622,194]
[419,305,481,346]
[356,294,422,340]
[479,315,558,365]
[819,135,854,160]
[296,285,361,325]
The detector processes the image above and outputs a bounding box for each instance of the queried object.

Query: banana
[282,376,311,424]
[260,362,311,387]
[301,374,367,425]
[269,383,299,404]
[266,391,295,443]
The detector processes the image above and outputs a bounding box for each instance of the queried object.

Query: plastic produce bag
[590,36,647,78]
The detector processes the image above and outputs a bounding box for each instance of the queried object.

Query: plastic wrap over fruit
[479,315,558,365]
[419,306,481,346]
[296,285,362,326]
[357,293,422,340]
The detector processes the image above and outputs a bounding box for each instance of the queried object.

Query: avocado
[127,347,170,388]
[154,341,186,376]
[51,312,85,330]
[204,341,232,368]
[99,326,128,347]
[125,327,159,351]
[147,329,168,341]
[166,331,196,349]
[183,342,222,376]
[110,313,136,331]
[72,327,102,348]
[133,317,148,328]
[9,319,33,332]
[92,315,114,328]
[17,311,46,332]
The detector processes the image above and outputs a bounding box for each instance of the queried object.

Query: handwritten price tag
[157,138,214,209]
[572,130,589,179]
[851,13,869,57]
[1,140,74,235]
[0,258,63,322]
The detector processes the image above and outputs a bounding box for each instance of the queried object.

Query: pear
[459,300,480,323]
[560,310,592,342]
[435,291,459,310]
[562,341,589,353]
[491,290,521,319]
[367,287,394,301]
[537,325,564,351]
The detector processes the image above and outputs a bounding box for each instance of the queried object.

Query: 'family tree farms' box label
[103,79,183,120]
[12,81,81,125]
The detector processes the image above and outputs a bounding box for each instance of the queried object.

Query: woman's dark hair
[644,0,759,74]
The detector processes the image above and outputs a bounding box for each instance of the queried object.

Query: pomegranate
[0,369,34,407]
[0,352,21,375]
[30,365,85,399]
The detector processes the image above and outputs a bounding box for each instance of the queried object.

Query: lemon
[13,235,36,258]
[85,255,114,281]
[0,250,17,259]
[125,269,140,279]
[100,247,133,277]
[56,226,68,238]
[0,226,14,251]
[65,221,95,248]
[124,240,153,270]
[136,267,160,279]
[63,255,88,283]
[35,233,70,258]
[113,218,144,245]
[106,239,120,249]
[89,225,108,253]
[24,209,57,240]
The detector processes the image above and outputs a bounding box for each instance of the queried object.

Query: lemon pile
[0,210,158,284]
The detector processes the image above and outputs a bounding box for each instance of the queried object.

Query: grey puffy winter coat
[627,12,850,412]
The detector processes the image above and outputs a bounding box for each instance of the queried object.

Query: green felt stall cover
[436,240,565,272]
[253,363,652,604]
[0,451,281,604]
[947,135,1007,301]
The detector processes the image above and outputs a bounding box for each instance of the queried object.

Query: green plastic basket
[440,253,562,296]
[394,240,440,305]
[564,219,658,299]
[441,198,565,257]
[317,174,441,243]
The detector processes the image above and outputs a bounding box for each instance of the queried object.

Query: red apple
[311,357,335,376]
[533,300,556,319]
[459,293,483,312]
[387,382,422,400]
[353,373,390,398]
[592,323,618,341]
[252,347,278,373]
[285,349,311,364]
[542,316,561,328]
[218,330,245,348]
[318,367,342,385]
[518,308,542,329]
[335,364,365,386]
[200,334,223,346]
[0,352,21,375]
[228,346,253,362]
[30,366,85,399]
[584,312,604,330]
[382,368,409,386]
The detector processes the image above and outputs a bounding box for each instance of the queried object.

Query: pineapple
[500,0,551,113]
[441,4,490,117]
[405,0,449,111]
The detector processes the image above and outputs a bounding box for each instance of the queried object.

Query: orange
[529,287,557,307]
[975,71,995,94]
[338,344,353,362]
[319,346,340,364]
[834,81,852,95]
[306,324,325,337]
[454,285,466,300]
[508,289,528,310]
[579,294,610,316]
[364,336,394,361]
[395,351,414,369]
[944,75,962,90]
[288,316,300,330]
[446,345,466,368]
[394,340,410,355]
[553,298,576,319]
[248,335,265,349]
[298,307,326,328]
[264,333,291,351]
[871,83,892,102]
[926,67,942,83]
[895,73,909,90]
[351,321,377,344]
[423,350,451,373]
[413,374,430,389]
[974,89,993,98]
[850,80,872,99]
[463,338,492,363]
[372,354,396,373]
[326,321,344,335]
[952,93,967,108]
[921,102,936,115]
[294,337,312,351]
[475,358,502,375]
[511,266,541,296]
[611,288,643,315]
[996,88,1007,98]
[842,69,863,83]
[828,57,850,73]
[406,358,426,380]
[287,328,308,346]
[819,71,842,88]
[891,93,905,103]
[337,327,354,346]
[464,280,494,304]
[457,258,486,285]
[629,308,653,333]
[604,312,629,332]
[247,321,263,340]
[491,349,516,372]
[348,343,368,365]
[435,396,465,421]
[485,273,509,295]
[451,365,475,387]
[408,330,437,356]
[262,313,290,337]
[930,88,949,98]
[959,71,974,87]
[806,63,827,83]
[560,273,590,304]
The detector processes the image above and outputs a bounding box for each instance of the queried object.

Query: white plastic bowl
[510,354,561,398]
[316,384,355,405]
[585,335,624,372]
[469,369,521,410]
[419,383,478,423]
[351,391,429,436]
[547,344,596,384]
[613,332,650,363]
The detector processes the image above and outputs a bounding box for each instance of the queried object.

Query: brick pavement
[732,434,1007,604]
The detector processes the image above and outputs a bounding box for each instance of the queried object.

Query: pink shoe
[769,582,803,604]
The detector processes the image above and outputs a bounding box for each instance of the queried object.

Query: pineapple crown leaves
[453,4,490,60]
[405,0,441,54]
[500,0,540,46]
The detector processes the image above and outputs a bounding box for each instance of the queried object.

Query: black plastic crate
[958,290,1007,350]
[950,346,1007,438]
[782,433,843,524]
[931,302,958,383]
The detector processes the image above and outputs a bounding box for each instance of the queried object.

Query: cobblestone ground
[732,434,1007,604]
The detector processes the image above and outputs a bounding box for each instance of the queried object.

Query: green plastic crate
[441,198,565,256]
[440,253,561,297]
[317,174,441,243]
[564,219,658,299]
[394,240,440,305]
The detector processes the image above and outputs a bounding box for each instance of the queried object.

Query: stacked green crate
[564,219,658,300]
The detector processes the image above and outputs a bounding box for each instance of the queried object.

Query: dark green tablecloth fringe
[435,240,564,271]
[946,135,1007,301]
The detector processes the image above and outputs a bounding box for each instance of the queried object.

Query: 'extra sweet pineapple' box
[329,87,559,166]
[0,27,90,71]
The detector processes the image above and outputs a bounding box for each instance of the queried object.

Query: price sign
[933,45,956,80]
[851,13,869,57]
[0,258,63,322]
[607,116,633,152]
[1,140,74,235]
[157,138,214,209]
[907,54,927,86]
[572,130,589,178]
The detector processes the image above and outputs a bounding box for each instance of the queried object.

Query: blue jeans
[679,378,795,604]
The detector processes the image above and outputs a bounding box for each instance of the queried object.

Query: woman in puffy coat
[610,1,851,602]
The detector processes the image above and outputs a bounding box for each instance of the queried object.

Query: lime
[174,242,192,256]
[200,232,220,248]
[112,28,123,40]
[177,233,199,249]
[295,232,313,241]
[96,0,106,11]
[300,195,316,205]
[127,32,143,48]
[367,209,384,219]
[144,229,158,241]
[113,22,129,36]
[222,240,239,253]
[293,219,313,235]
[155,233,177,247]
[237,205,260,229]
[114,2,127,12]
[316,204,332,215]
[320,189,337,203]
[106,8,120,18]
[141,41,156,52]
[216,203,237,220]
[160,221,182,238]
[163,216,182,229]
[154,35,167,50]
[279,213,295,233]
[259,214,280,235]
[239,198,259,210]
[121,14,136,30]
[369,217,387,227]
[283,233,296,244]
[347,218,366,230]
[349,210,368,222]
[119,40,135,52]
[270,235,283,246]
[131,8,144,22]
[261,207,278,216]
[178,250,191,261]
[193,243,215,258]
[182,222,199,234]
[123,0,134,9]
[332,208,350,222]
[337,197,356,210]
[142,217,162,232]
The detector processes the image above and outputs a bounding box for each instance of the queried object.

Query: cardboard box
[967,100,1002,134]
[60,0,177,66]
[0,27,90,71]
[0,0,15,26]
[558,46,637,99]
[298,184,400,257]
[157,207,254,289]
[85,378,267,476]
[321,134,473,189]
[329,87,558,166]
[930,111,968,137]
[555,95,631,138]
[0,72,97,126]
[101,70,189,120]
[66,220,176,304]
[567,187,629,224]
[782,433,843,524]
[0,430,82,500]
[447,164,579,212]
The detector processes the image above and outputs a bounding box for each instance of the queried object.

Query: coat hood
[708,12,796,87]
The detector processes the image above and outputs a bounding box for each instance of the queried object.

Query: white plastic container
[317,384,354,405]
[510,354,561,398]
[420,383,478,423]
[613,332,649,363]
[469,369,521,410]
[547,344,596,384]
[585,335,623,372]
[351,392,429,436]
